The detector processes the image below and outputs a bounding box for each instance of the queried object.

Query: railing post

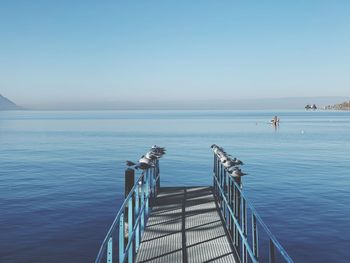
[128,198,133,263]
[151,166,157,206]
[220,163,224,212]
[145,170,150,216]
[252,214,259,260]
[232,182,237,246]
[213,154,217,193]
[228,179,233,235]
[241,197,247,263]
[215,155,219,196]
[124,168,134,263]
[152,166,155,198]
[226,169,228,224]
[234,177,242,256]
[125,168,135,227]
[214,155,217,192]
[140,177,145,234]
[269,239,276,263]
[156,160,160,191]
[152,167,155,198]
[119,214,124,263]
[107,237,113,263]
[135,186,140,252]
[125,168,135,197]
[152,166,156,198]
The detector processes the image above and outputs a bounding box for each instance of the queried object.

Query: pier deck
[136,186,238,263]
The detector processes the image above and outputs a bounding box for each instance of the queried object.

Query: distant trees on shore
[324,101,350,111]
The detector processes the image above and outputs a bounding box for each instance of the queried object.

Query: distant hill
[0,94,21,110]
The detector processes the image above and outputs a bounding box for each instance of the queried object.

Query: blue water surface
[0,110,349,263]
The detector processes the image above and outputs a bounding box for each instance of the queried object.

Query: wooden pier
[136,186,238,262]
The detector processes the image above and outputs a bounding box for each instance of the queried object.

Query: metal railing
[95,161,160,263]
[213,153,294,263]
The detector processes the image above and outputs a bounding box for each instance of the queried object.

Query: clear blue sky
[0,1,349,108]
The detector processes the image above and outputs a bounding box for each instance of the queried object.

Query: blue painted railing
[213,153,294,263]
[95,161,160,263]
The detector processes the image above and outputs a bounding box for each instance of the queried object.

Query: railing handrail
[212,149,294,263]
[231,179,293,262]
[95,163,160,263]
[95,172,145,262]
[213,175,259,263]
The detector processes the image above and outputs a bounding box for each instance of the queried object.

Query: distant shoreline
[2,108,350,112]
[324,101,350,111]
[2,96,350,111]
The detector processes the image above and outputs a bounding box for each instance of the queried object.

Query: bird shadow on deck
[136,186,239,263]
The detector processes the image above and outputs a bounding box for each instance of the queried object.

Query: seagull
[125,158,153,170]
[216,149,226,158]
[212,144,246,177]
[126,160,136,167]
[212,144,230,160]
[138,156,155,165]
[128,156,154,170]
[227,165,243,172]
[151,145,165,150]
[145,151,158,160]
[126,145,166,170]
[150,146,166,157]
[227,167,247,178]
[220,156,229,163]
[227,165,237,172]
[223,157,244,167]
[222,159,235,168]
[151,145,166,153]
[136,162,154,170]
[232,158,244,165]
[212,145,221,155]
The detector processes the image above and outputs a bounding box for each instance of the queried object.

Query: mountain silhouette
[0,94,21,110]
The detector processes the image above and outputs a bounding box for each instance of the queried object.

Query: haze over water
[1,110,349,263]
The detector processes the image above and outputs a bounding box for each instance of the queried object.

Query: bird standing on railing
[222,157,244,168]
[211,144,247,177]
[126,145,166,170]
[137,156,155,169]
[227,166,247,177]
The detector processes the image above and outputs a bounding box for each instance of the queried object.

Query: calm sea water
[0,110,349,263]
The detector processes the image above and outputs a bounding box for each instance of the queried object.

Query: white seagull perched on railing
[222,157,244,168]
[211,144,247,178]
[227,166,247,178]
[126,145,166,170]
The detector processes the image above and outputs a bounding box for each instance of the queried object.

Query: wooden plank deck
[136,186,238,263]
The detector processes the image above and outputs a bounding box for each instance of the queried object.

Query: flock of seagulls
[126,144,244,177]
[211,144,247,178]
[126,145,166,170]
